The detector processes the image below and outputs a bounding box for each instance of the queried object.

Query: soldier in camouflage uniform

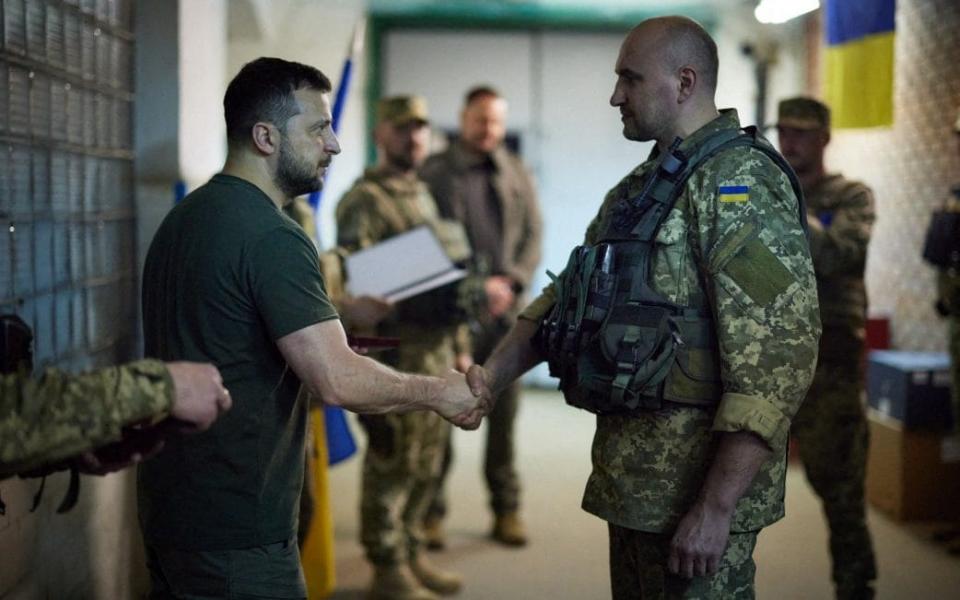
[336,96,474,600]
[943,111,960,436]
[777,97,877,600]
[465,18,820,598]
[1,360,230,478]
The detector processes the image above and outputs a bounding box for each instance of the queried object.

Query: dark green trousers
[145,537,306,600]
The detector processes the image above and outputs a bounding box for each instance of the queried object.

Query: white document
[345,225,467,303]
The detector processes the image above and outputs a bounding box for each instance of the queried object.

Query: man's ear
[252,122,279,156]
[677,65,697,104]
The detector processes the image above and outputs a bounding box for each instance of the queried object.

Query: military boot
[491,511,528,546]
[367,563,439,600]
[422,516,446,551]
[410,554,462,595]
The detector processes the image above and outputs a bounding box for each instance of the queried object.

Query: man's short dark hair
[224,57,332,145]
[464,85,501,107]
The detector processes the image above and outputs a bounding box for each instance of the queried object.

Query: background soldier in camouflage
[930,110,960,555]
[1,360,230,478]
[942,110,960,436]
[466,17,820,598]
[777,97,877,600]
[420,86,543,547]
[336,96,474,600]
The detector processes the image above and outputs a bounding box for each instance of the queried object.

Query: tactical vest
[535,126,805,415]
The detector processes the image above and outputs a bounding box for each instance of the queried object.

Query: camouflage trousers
[607,524,758,599]
[951,315,960,434]
[428,320,522,519]
[360,410,450,565]
[792,355,876,598]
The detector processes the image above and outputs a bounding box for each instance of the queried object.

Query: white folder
[345,225,467,303]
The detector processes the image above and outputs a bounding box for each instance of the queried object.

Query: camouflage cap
[777,97,830,131]
[376,95,429,126]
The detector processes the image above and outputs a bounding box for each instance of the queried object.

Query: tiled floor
[325,388,960,599]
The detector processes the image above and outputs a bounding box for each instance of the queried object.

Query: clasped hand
[438,364,495,430]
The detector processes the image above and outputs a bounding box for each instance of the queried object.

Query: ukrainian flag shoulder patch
[718,185,749,203]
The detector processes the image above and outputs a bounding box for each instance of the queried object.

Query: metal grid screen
[0,0,135,371]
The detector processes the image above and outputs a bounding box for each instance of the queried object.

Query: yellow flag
[301,407,336,598]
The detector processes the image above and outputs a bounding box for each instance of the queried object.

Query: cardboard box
[866,410,960,521]
[866,350,953,431]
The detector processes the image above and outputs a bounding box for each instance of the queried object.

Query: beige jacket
[420,143,543,306]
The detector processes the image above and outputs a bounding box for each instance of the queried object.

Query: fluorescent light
[755,0,819,24]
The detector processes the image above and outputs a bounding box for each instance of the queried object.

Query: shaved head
[629,16,718,96]
[611,15,720,146]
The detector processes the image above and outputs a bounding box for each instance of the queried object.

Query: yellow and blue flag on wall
[823,0,895,128]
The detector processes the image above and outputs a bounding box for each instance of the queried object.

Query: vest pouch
[539,245,596,369]
[665,346,722,405]
[662,315,722,405]
[596,302,680,410]
[579,243,617,347]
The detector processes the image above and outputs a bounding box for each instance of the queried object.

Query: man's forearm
[276,320,449,416]
[697,431,772,513]
[320,350,443,414]
[483,318,544,393]
[667,430,774,576]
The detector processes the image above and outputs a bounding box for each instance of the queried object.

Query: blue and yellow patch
[718,185,749,203]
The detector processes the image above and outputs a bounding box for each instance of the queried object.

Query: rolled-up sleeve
[713,391,792,452]
[690,150,821,452]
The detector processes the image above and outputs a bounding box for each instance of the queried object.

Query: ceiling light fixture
[754,0,820,24]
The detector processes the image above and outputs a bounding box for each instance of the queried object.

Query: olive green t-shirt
[139,174,338,550]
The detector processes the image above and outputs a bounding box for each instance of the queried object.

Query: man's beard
[386,148,417,172]
[275,137,324,198]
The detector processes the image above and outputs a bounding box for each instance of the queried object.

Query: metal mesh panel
[3,0,27,56]
[1,0,135,370]
[46,3,64,69]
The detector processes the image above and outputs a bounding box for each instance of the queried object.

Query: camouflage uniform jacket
[0,359,173,477]
[336,168,471,371]
[937,192,960,315]
[804,174,875,351]
[521,110,821,533]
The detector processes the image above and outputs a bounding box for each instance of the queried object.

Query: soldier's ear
[676,65,697,104]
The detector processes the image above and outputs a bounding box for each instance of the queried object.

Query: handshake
[436,364,495,431]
